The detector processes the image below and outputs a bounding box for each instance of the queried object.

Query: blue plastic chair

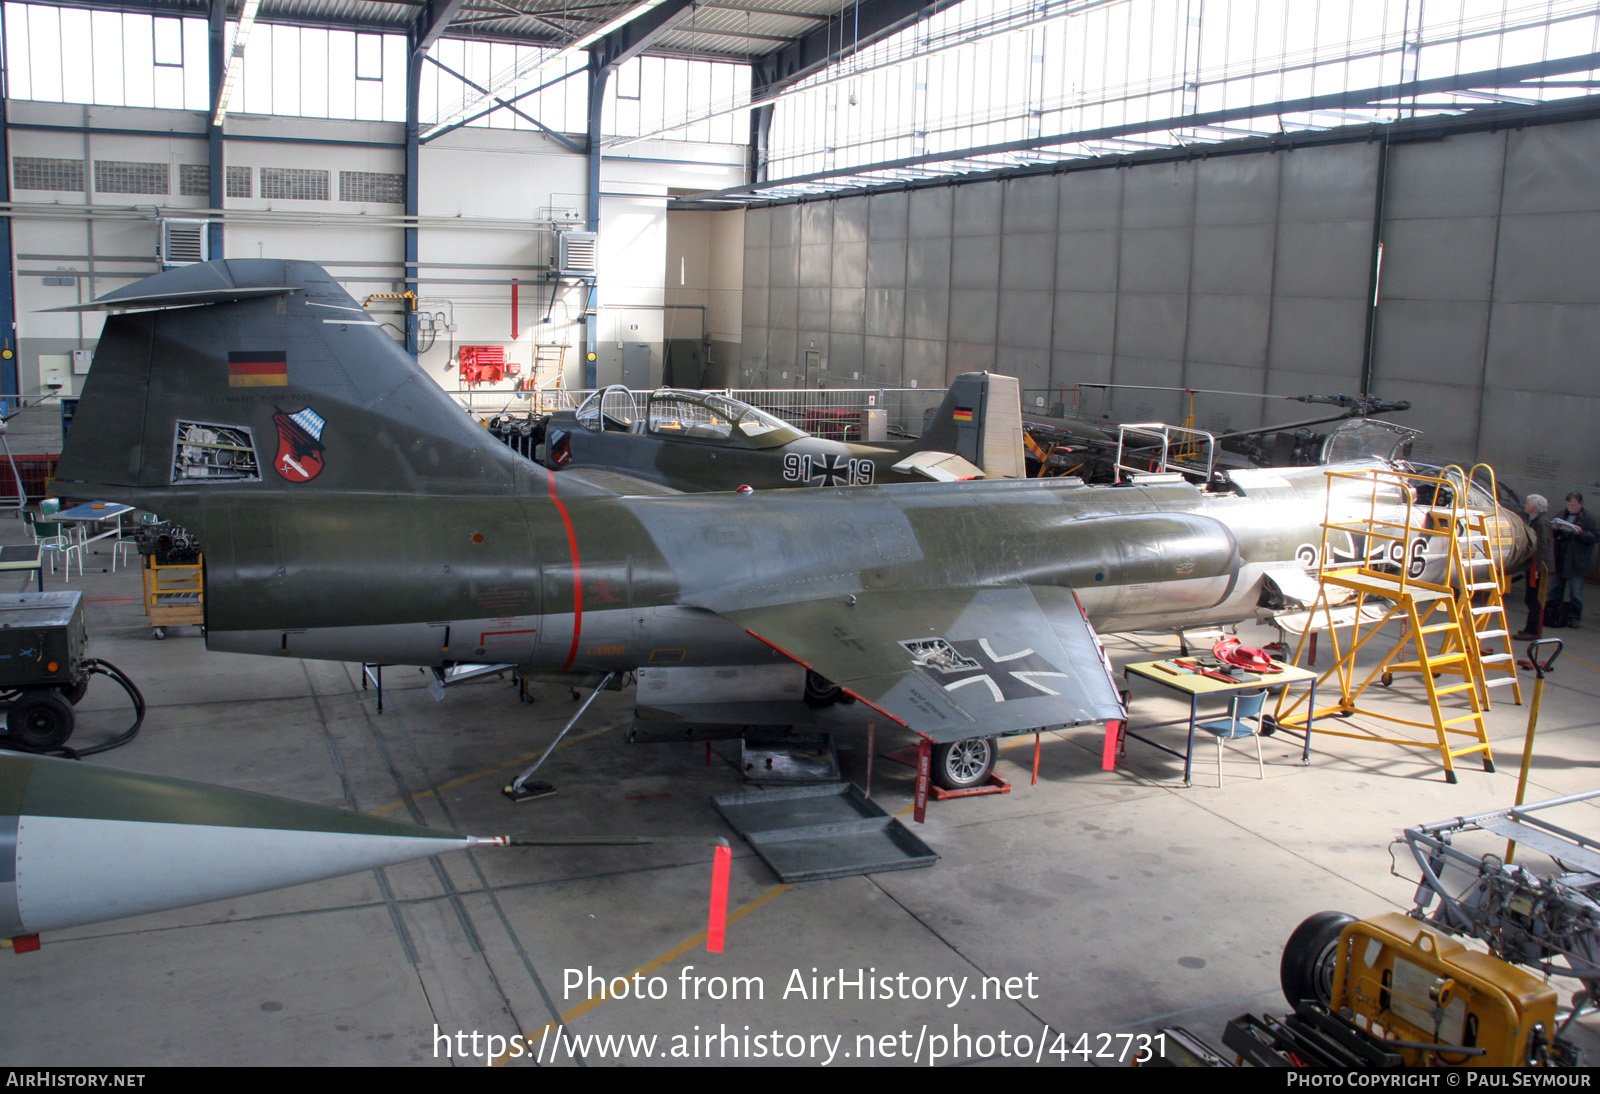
[1195,689,1268,786]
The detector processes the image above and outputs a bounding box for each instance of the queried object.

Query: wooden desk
[1117,658,1318,785]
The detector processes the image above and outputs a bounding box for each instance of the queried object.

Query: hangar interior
[5,0,1600,1069]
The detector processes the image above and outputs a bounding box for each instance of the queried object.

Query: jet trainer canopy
[575,386,804,449]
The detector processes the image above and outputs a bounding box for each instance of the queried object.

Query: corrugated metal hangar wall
[739,113,1600,502]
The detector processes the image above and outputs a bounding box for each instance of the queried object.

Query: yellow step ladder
[529,343,567,408]
[1446,465,1523,707]
[1271,466,1497,783]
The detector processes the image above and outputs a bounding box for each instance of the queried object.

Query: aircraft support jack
[504,671,617,802]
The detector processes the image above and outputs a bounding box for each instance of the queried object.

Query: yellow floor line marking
[492,883,794,1066]
[369,719,628,816]
[1558,651,1600,674]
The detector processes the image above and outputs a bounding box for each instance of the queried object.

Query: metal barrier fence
[729,388,943,440]
[449,387,579,418]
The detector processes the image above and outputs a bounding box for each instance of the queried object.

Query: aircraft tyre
[7,689,75,751]
[1280,910,1355,1009]
[932,737,997,791]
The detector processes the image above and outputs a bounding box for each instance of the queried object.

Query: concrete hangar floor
[7,521,1600,1067]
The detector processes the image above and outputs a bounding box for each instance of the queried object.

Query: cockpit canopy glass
[575,386,642,433]
[576,386,803,447]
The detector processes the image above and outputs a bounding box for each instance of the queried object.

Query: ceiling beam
[750,0,963,96]
[411,0,470,55]
[588,0,695,72]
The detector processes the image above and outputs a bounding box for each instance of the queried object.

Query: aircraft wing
[719,586,1125,742]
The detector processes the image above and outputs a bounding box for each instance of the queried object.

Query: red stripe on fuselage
[547,473,583,670]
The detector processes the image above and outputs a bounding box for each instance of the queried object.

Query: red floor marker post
[1032,732,1041,785]
[706,844,731,953]
[914,738,931,824]
[1101,719,1121,771]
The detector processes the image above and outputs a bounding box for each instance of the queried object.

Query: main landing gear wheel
[931,737,998,791]
[7,689,75,751]
[1280,911,1355,1009]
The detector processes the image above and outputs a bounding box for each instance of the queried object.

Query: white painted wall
[4,100,746,403]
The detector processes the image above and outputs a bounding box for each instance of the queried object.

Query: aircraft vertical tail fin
[910,372,1025,479]
[52,260,552,508]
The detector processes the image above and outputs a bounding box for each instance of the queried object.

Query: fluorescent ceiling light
[212,0,262,126]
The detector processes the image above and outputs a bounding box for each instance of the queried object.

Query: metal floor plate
[713,782,938,883]
[740,733,839,783]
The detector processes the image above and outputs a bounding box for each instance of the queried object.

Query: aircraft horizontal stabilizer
[723,586,1125,742]
[47,286,296,313]
[891,450,986,482]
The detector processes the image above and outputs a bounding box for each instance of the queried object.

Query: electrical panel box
[71,349,92,375]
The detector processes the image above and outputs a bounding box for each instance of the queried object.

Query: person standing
[1549,490,1599,627]
[1515,494,1555,641]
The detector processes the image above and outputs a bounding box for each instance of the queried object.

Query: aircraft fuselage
[198,464,1508,673]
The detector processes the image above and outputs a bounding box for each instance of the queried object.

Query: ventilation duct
[557,231,598,277]
[159,219,209,268]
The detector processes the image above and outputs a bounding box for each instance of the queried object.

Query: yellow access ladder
[529,343,567,406]
[1446,465,1523,706]
[1271,465,1497,783]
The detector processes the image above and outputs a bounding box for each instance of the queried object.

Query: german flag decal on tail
[228,350,288,387]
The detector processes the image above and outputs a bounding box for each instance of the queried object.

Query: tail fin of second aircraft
[52,260,548,505]
[908,372,1025,479]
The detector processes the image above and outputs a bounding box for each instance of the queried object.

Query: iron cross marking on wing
[934,639,1072,703]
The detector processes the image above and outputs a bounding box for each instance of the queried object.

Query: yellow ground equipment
[143,553,203,640]
[1146,793,1600,1067]
[1325,912,1563,1066]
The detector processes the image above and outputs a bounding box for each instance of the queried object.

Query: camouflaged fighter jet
[50,261,1532,791]
[534,374,1023,493]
